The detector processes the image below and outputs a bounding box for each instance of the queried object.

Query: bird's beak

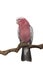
[16,19,19,24]
[16,18,20,24]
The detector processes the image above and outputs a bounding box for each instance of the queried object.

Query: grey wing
[30,25,33,42]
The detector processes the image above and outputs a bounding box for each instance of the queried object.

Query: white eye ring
[16,18,21,22]
[17,19,21,22]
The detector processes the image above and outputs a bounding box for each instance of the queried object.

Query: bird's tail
[21,47,32,61]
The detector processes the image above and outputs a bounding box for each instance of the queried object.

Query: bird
[16,17,33,61]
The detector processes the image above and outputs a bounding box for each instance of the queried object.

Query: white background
[0,0,43,65]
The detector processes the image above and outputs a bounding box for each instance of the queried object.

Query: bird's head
[16,17,30,26]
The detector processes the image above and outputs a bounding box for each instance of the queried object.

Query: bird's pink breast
[19,25,30,42]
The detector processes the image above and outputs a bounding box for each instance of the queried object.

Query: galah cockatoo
[16,17,33,61]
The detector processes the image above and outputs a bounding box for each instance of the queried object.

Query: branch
[0,43,43,55]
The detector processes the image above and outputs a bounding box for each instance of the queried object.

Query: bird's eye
[17,19,21,22]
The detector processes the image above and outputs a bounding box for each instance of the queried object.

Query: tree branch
[0,43,43,55]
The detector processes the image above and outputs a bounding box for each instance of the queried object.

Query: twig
[0,43,43,55]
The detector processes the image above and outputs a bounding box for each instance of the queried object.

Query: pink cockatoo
[16,17,33,61]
